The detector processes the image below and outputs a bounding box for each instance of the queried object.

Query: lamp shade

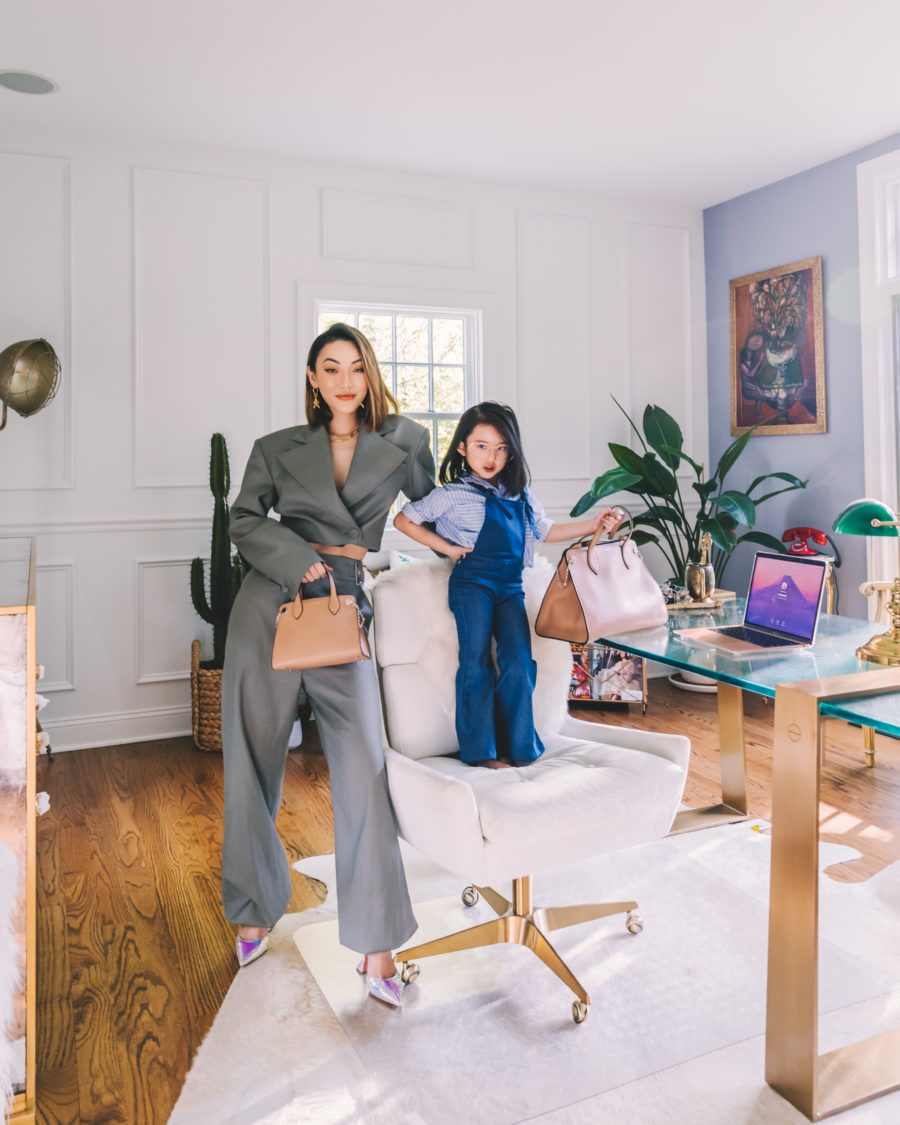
[0,338,61,431]
[832,498,900,537]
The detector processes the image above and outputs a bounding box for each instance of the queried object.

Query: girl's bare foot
[470,758,511,769]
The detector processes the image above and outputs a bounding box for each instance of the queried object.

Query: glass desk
[597,601,887,833]
[598,603,900,1120]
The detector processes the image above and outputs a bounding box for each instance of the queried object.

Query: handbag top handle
[573,505,633,552]
[288,572,341,619]
[575,506,634,575]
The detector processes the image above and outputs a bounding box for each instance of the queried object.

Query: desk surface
[598,599,900,737]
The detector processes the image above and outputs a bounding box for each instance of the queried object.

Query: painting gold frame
[730,256,826,436]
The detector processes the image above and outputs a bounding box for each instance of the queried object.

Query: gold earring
[312,387,320,409]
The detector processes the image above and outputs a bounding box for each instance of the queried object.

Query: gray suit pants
[221,560,417,953]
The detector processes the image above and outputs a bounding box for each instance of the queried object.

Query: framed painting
[730,256,826,436]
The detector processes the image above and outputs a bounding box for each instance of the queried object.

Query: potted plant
[189,432,246,751]
[571,398,808,591]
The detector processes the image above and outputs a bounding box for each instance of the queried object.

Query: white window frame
[312,298,482,465]
[858,148,900,594]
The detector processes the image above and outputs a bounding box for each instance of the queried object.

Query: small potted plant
[189,432,246,751]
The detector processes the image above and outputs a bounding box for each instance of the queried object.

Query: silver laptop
[676,552,828,655]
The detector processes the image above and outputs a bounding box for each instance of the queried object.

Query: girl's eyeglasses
[466,441,509,458]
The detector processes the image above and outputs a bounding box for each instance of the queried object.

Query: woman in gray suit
[222,322,436,1008]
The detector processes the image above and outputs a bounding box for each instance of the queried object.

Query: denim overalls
[447,488,545,765]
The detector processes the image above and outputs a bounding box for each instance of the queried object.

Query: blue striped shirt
[399,475,553,566]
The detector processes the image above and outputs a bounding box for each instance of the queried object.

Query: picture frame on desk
[568,643,647,714]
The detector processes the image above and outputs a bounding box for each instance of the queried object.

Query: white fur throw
[0,842,22,1120]
[374,554,572,741]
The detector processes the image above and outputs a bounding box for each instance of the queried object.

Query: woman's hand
[301,561,332,584]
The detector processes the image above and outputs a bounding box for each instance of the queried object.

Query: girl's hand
[301,561,332,584]
[593,508,623,536]
[445,544,472,561]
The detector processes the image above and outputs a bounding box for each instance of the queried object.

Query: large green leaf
[633,506,683,526]
[712,490,756,527]
[733,530,789,553]
[629,529,661,548]
[640,452,678,497]
[569,467,642,515]
[746,470,807,495]
[699,515,737,553]
[692,479,717,501]
[714,425,757,483]
[608,442,647,477]
[670,447,704,476]
[643,405,682,470]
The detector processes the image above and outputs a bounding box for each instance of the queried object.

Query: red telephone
[782,526,829,556]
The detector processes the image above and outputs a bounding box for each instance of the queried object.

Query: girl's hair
[439,401,530,495]
[305,322,398,431]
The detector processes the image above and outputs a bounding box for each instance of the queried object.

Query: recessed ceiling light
[0,70,59,95]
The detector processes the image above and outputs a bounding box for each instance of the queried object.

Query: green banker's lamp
[833,497,900,665]
[0,338,61,431]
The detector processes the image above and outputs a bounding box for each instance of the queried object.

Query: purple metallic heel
[356,955,403,1008]
[236,931,269,968]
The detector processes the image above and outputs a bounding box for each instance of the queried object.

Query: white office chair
[372,558,690,1023]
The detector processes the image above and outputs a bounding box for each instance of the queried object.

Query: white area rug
[170,824,900,1125]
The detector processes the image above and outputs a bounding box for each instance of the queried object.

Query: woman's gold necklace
[328,427,359,444]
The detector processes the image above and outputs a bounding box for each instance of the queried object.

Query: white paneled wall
[0,130,705,750]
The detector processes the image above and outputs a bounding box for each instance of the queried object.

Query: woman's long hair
[305,322,398,431]
[439,401,530,495]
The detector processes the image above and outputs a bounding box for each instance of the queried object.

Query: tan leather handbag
[535,511,668,644]
[272,573,371,670]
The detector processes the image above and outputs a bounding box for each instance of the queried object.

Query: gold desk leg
[765,686,821,1119]
[670,681,749,834]
[863,725,876,768]
[766,669,900,1119]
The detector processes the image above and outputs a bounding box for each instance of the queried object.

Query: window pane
[433,365,464,412]
[318,310,356,332]
[432,318,464,363]
[396,316,429,362]
[437,418,458,465]
[397,365,429,412]
[380,363,395,395]
[359,313,393,360]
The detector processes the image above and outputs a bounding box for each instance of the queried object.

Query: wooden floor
[33,679,900,1124]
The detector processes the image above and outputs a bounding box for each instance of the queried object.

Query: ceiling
[4,0,900,209]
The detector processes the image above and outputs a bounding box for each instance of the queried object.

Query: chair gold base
[395,874,640,1018]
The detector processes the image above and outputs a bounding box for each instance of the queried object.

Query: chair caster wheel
[401,962,419,984]
[626,911,643,934]
[462,886,479,907]
[572,1000,589,1023]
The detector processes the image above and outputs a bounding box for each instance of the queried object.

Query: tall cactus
[190,433,247,668]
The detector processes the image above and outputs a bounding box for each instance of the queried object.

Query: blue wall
[704,131,900,614]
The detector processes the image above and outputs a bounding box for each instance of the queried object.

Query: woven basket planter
[190,639,223,752]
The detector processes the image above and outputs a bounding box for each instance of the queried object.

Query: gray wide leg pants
[221,561,417,953]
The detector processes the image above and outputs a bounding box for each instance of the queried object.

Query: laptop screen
[743,553,828,643]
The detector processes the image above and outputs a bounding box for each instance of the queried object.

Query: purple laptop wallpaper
[743,555,826,640]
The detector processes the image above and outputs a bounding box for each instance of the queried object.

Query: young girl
[394,401,620,769]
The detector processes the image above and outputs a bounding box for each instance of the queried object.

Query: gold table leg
[670,680,750,834]
[863,724,876,768]
[766,668,900,1119]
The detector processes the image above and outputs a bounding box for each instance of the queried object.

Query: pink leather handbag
[535,512,668,644]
